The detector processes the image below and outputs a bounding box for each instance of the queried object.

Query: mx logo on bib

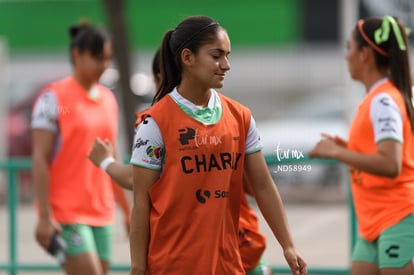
[178,127,224,150]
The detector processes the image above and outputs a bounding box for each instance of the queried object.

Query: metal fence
[0,157,356,275]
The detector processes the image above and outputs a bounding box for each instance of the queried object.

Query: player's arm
[129,116,163,274]
[88,137,133,190]
[129,166,159,275]
[244,115,306,274]
[31,91,61,251]
[244,151,307,275]
[107,163,133,190]
[33,129,61,250]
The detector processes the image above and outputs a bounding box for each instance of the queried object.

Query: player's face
[74,41,113,84]
[345,33,363,81]
[189,30,231,89]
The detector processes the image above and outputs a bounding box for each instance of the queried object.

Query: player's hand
[283,246,307,275]
[309,134,346,159]
[320,133,347,147]
[88,137,114,167]
[35,217,61,251]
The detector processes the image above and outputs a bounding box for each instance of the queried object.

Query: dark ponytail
[387,19,414,132]
[152,15,223,105]
[355,16,414,132]
[152,30,181,105]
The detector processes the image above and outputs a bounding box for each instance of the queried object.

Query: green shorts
[247,258,272,275]
[352,214,414,269]
[61,224,113,262]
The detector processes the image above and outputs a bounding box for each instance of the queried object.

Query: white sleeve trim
[246,115,263,154]
[370,93,403,144]
[130,116,164,170]
[31,91,59,133]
